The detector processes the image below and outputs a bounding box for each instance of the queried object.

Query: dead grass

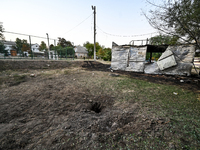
[0,66,200,149]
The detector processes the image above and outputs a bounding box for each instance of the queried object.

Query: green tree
[144,0,200,49]
[57,37,73,48]
[39,41,47,51]
[55,45,74,57]
[150,34,179,45]
[49,44,54,50]
[83,41,102,57]
[0,41,5,53]
[0,22,4,40]
[103,48,111,61]
[15,38,22,53]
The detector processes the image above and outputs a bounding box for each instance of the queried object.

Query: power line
[4,31,56,40]
[62,13,93,35]
[97,26,159,37]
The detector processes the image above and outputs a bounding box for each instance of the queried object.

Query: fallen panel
[167,45,196,63]
[144,63,161,74]
[161,62,193,76]
[157,54,177,70]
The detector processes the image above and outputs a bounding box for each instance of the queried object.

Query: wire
[4,31,56,40]
[97,26,159,37]
[62,13,93,35]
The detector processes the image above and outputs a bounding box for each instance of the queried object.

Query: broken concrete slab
[168,45,196,63]
[157,53,177,71]
[111,42,195,76]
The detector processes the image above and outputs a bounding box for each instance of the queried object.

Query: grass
[76,73,200,149]
[0,67,199,149]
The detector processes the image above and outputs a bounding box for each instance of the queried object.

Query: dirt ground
[0,61,199,149]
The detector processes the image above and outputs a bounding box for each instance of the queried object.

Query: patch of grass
[77,74,200,149]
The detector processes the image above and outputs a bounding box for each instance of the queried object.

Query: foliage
[15,38,23,53]
[102,48,112,61]
[144,0,200,49]
[21,40,30,52]
[83,41,102,57]
[0,41,5,53]
[39,41,47,51]
[83,41,111,61]
[13,38,30,53]
[146,52,162,61]
[150,34,179,45]
[0,22,4,40]
[49,44,54,50]
[57,37,73,48]
[55,45,75,57]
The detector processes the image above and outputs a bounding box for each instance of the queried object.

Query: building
[0,40,17,56]
[31,43,44,57]
[111,42,196,76]
[74,46,88,58]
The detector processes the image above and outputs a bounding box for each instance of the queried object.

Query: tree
[83,41,102,57]
[49,44,54,50]
[57,37,73,48]
[103,48,111,61]
[149,34,179,45]
[0,42,5,53]
[39,41,47,51]
[54,45,74,58]
[15,38,23,53]
[144,0,200,49]
[21,40,30,52]
[0,22,4,40]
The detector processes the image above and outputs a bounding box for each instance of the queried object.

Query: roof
[0,40,16,46]
[113,42,168,53]
[75,46,88,54]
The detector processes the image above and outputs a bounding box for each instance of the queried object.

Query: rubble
[111,42,196,76]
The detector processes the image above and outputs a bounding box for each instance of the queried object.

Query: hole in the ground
[90,102,102,113]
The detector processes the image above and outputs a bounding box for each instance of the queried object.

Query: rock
[64,125,71,129]
[30,74,35,77]
[111,122,118,130]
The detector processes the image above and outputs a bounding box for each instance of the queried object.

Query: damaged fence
[111,42,196,76]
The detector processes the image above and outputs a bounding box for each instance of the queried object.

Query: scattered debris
[111,42,196,76]
[173,92,178,95]
[30,74,35,77]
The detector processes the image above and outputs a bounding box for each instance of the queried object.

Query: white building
[74,46,88,58]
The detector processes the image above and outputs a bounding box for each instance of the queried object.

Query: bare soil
[0,61,199,149]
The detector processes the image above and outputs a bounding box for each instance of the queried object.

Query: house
[0,40,17,56]
[74,46,88,58]
[111,42,196,76]
[31,43,44,57]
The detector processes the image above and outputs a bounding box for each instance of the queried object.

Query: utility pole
[54,39,57,60]
[46,33,50,59]
[92,5,96,61]
[29,35,33,59]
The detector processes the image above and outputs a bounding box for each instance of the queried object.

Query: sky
[1,0,161,48]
